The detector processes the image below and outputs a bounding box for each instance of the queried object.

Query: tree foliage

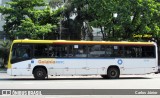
[17,18,53,39]
[84,0,160,41]
[0,0,61,40]
[59,0,160,41]
[49,0,93,40]
[49,0,64,8]
[0,0,159,41]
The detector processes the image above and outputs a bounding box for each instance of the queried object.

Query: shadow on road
[0,76,152,81]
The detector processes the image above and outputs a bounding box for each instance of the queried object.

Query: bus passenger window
[109,46,123,57]
[123,46,138,58]
[45,45,68,58]
[88,45,106,58]
[142,46,155,58]
[122,46,154,58]
[34,44,47,58]
[68,45,87,58]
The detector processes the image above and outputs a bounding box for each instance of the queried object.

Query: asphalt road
[0,73,160,98]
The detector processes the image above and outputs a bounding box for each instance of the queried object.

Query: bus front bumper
[7,69,12,75]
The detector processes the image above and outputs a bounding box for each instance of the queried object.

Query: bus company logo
[38,59,64,64]
[117,59,123,65]
[31,60,34,63]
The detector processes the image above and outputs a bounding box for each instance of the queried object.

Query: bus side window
[109,46,123,57]
[47,45,68,58]
[48,46,55,57]
[68,45,87,58]
[88,45,106,58]
[142,46,155,58]
[75,45,87,57]
[34,44,49,58]
[123,46,137,58]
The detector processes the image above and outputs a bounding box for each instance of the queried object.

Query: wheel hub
[111,71,116,76]
[37,71,43,77]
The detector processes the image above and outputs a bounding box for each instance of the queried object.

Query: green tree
[17,18,53,39]
[86,0,160,41]
[62,0,93,40]
[0,0,60,40]
[16,6,61,39]
[66,0,160,41]
[48,0,93,40]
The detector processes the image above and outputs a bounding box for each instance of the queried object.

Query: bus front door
[11,44,32,76]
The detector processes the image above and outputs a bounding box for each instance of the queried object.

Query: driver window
[11,44,31,60]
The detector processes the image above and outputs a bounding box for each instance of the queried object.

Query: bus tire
[33,68,47,80]
[107,67,120,79]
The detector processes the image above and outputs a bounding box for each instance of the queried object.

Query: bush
[0,48,10,68]
[0,48,3,58]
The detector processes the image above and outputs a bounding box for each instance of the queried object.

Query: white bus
[7,39,158,79]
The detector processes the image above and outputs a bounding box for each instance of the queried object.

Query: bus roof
[12,39,156,46]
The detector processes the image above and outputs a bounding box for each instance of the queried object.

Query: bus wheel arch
[33,65,48,80]
[107,65,120,79]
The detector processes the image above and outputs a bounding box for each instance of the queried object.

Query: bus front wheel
[107,67,120,79]
[33,68,47,80]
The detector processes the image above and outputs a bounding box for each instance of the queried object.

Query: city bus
[7,39,158,79]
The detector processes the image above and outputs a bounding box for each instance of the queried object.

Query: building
[92,28,103,41]
[0,0,10,40]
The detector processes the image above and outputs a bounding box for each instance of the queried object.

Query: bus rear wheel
[33,68,47,80]
[107,67,120,79]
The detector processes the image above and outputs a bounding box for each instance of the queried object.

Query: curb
[0,68,7,73]
[0,71,7,73]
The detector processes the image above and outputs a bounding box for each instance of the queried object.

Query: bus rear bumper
[154,66,159,74]
[7,69,12,75]
[155,66,160,74]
